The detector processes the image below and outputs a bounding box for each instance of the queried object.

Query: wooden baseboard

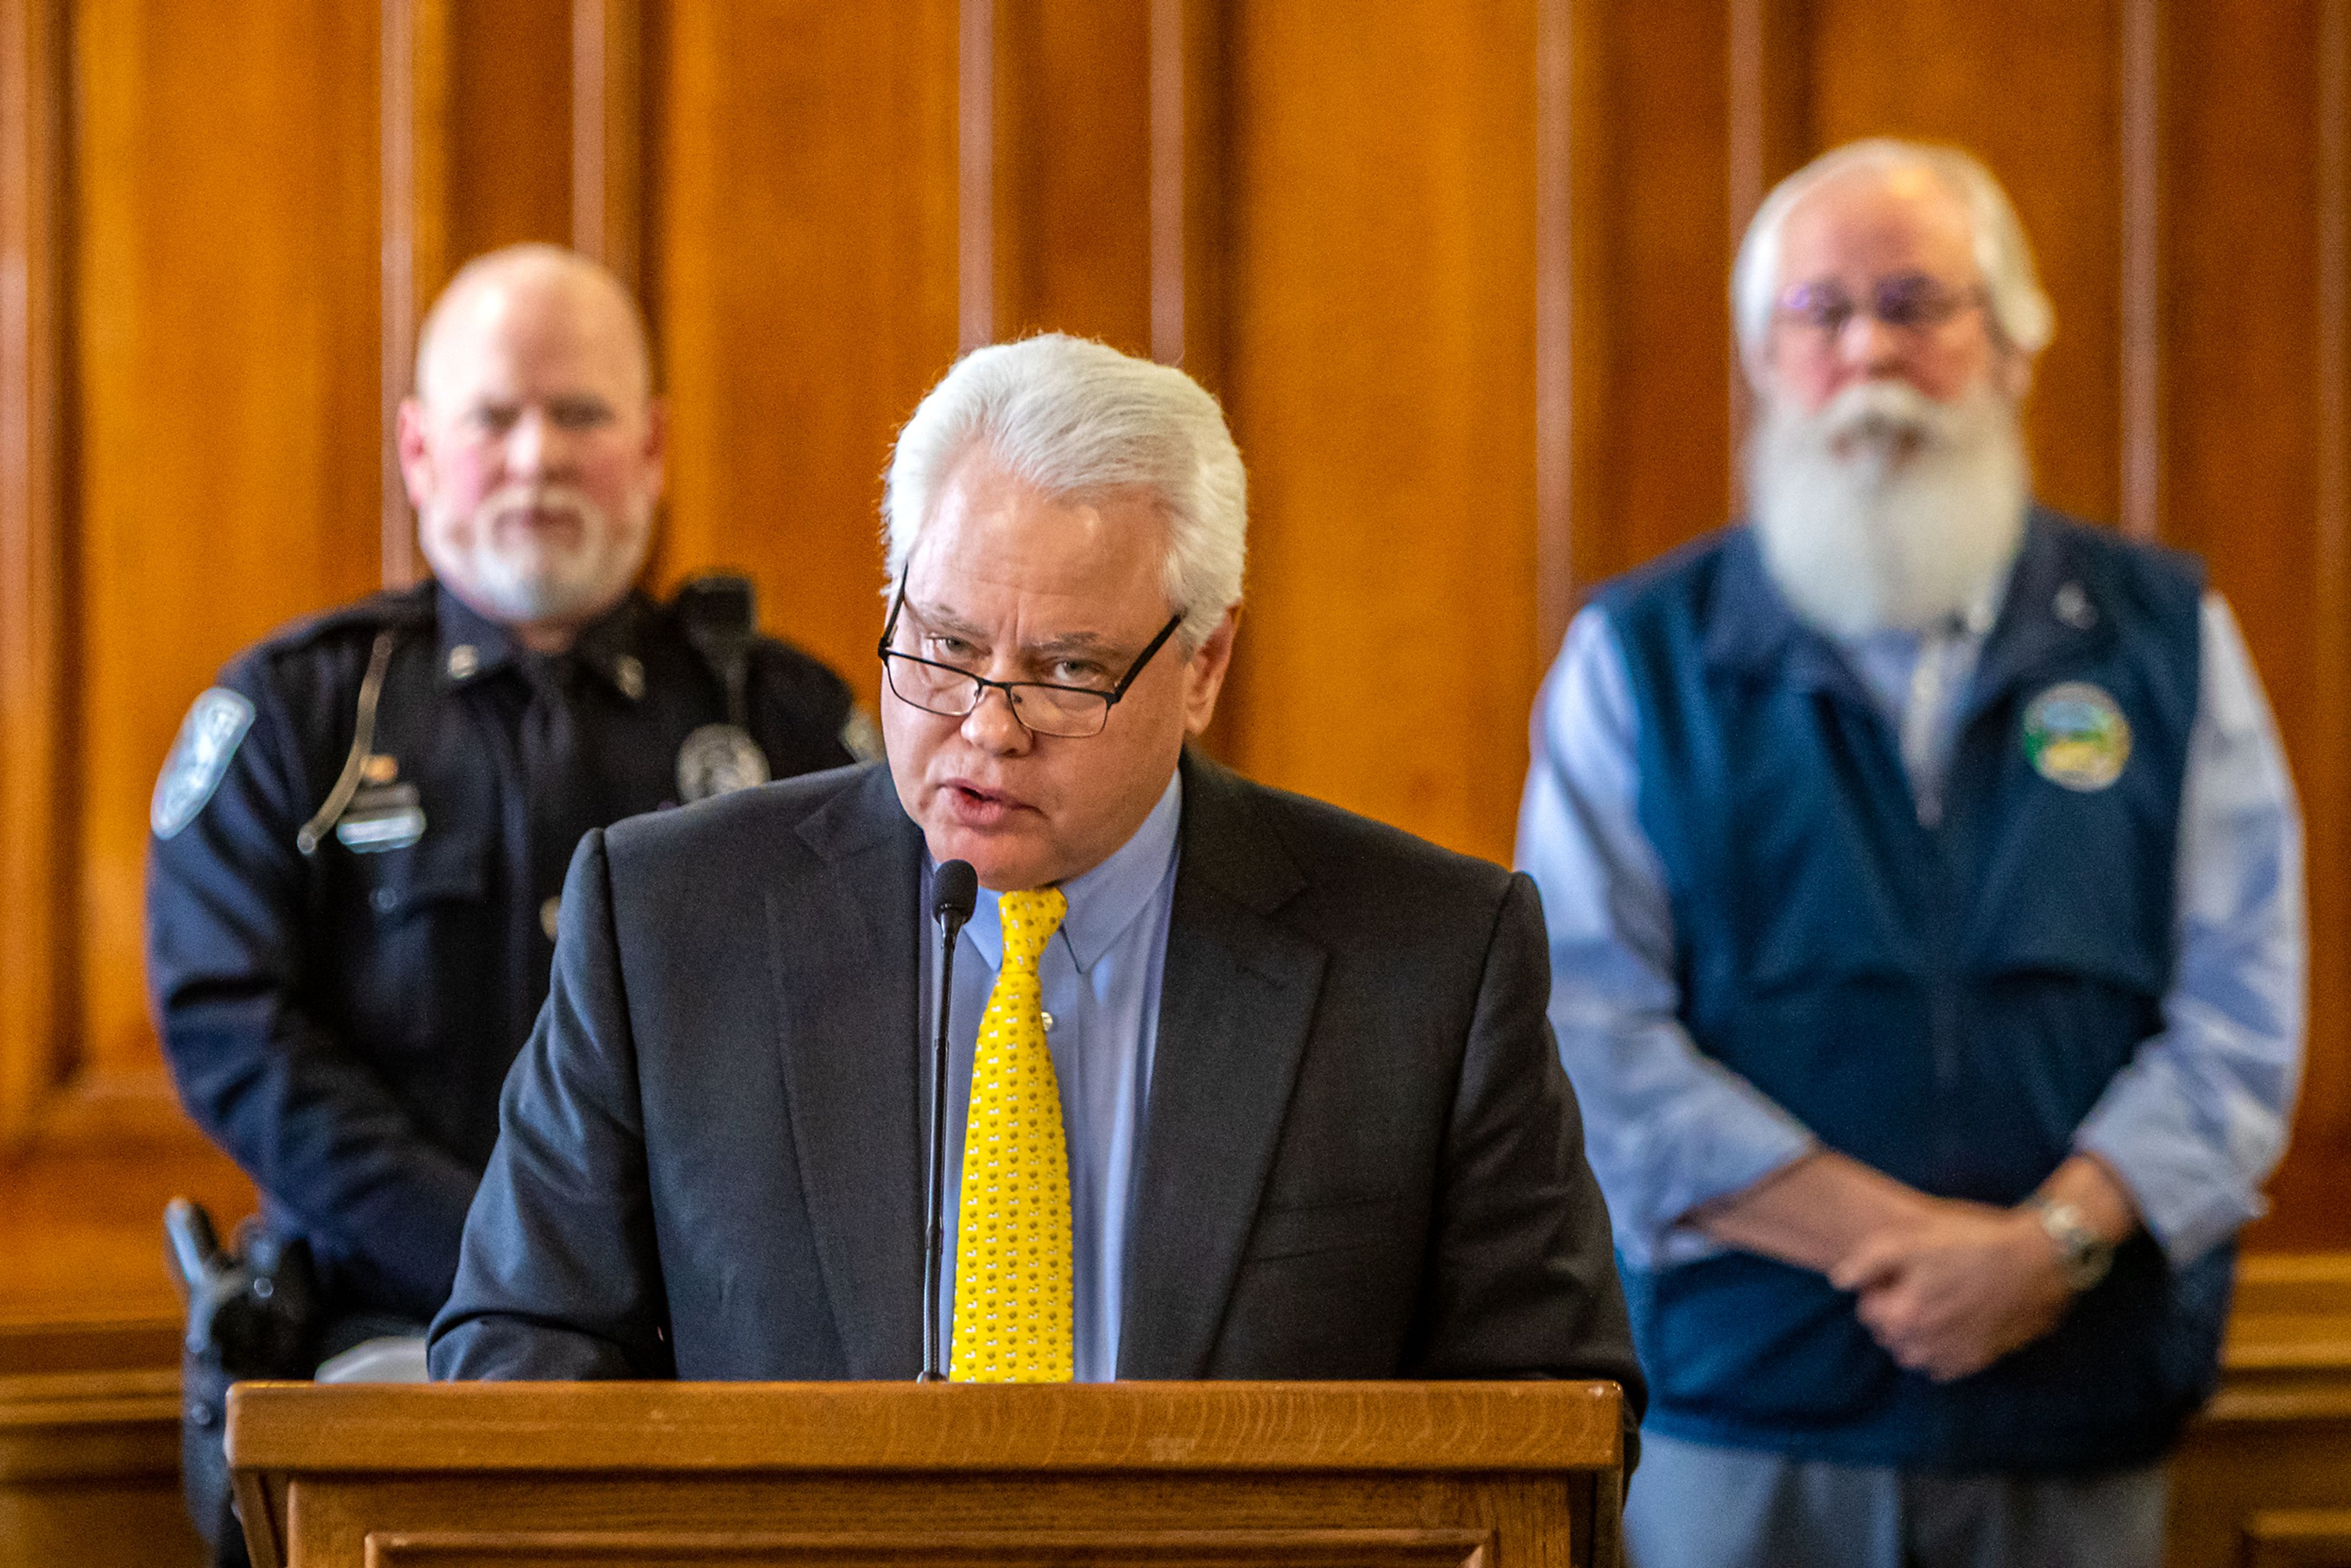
[0,1319,202,1565]
[2211,1253,2351,1424]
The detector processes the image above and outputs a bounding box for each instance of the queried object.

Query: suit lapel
[1119,753,1326,1378]
[762,765,926,1377]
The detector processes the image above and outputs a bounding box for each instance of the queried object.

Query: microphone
[920,859,978,1382]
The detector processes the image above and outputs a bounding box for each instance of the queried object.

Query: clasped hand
[1828,1199,2072,1382]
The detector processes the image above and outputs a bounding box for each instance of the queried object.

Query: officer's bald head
[413,245,652,412]
[397,245,666,653]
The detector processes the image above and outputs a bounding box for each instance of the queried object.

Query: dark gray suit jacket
[429,752,1642,1407]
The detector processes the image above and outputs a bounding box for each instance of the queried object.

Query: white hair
[1733,139,2053,380]
[882,334,1247,649]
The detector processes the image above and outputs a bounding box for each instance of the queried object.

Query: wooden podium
[227,1380,1625,1568]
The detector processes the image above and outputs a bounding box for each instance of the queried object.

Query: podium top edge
[227,1378,1624,1475]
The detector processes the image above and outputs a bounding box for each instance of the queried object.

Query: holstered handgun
[165,1198,321,1561]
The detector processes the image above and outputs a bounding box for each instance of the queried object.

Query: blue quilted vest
[1601,509,2232,1472]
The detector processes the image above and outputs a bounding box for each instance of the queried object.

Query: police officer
[145,246,868,1533]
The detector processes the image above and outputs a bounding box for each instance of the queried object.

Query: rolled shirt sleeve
[2074,592,2307,1266]
[1516,606,1815,1270]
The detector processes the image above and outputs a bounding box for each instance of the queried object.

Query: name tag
[336,783,427,852]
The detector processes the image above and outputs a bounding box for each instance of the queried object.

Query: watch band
[2027,1196,2115,1291]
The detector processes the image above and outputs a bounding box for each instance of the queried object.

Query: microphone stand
[920,860,978,1382]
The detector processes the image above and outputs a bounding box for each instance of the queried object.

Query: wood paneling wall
[2160,0,2351,1244]
[651,0,959,694]
[73,0,386,1095]
[3,0,2349,1351]
[1219,0,1544,861]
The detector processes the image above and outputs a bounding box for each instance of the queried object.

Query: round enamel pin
[2022,681,2132,792]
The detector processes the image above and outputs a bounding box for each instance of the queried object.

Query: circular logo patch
[2022,682,2131,792]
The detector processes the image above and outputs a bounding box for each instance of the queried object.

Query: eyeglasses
[876,575,1186,739]
[1773,272,1985,342]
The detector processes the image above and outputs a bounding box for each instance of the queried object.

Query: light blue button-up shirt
[923,772,1183,1380]
[1517,587,2306,1272]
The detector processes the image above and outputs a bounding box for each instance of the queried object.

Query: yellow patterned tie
[950,887,1074,1381]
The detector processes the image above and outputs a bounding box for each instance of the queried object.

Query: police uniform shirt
[146,579,865,1323]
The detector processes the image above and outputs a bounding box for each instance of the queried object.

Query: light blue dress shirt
[1516,587,2306,1273]
[923,771,1183,1380]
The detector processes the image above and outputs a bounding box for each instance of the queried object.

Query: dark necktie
[520,653,593,953]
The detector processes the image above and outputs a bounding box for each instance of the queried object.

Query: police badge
[677,722,771,802]
[152,688,256,839]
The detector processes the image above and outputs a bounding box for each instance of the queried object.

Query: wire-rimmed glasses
[876,575,1185,739]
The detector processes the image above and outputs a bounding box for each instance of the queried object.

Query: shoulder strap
[675,573,757,726]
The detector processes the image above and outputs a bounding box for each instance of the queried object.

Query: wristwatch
[2027,1196,2115,1291]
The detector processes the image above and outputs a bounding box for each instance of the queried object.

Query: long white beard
[1748,378,2030,639]
[421,481,651,625]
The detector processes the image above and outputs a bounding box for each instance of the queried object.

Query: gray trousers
[1624,1430,2167,1568]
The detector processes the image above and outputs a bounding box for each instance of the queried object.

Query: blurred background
[2,1,2347,1560]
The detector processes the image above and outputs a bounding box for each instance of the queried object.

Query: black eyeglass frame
[875,573,1187,738]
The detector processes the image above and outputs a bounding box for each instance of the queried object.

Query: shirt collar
[961,770,1184,975]
[433,581,649,701]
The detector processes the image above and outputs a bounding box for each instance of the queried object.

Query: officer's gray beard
[1747,378,2029,639]
[426,482,653,626]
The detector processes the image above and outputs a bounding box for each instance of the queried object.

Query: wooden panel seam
[0,0,70,1151]
[381,0,449,590]
[571,0,644,292]
[2308,4,2351,1234]
[1534,0,1573,660]
[1725,0,1807,525]
[2118,0,2162,543]
[1147,0,1185,365]
[1557,0,1612,606]
[959,0,994,351]
[1175,0,1225,394]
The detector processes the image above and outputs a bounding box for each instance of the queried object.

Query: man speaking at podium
[430,334,1643,1407]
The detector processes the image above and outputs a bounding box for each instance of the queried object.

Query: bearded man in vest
[1517,138,2304,1568]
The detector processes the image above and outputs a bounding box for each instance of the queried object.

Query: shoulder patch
[152,688,255,839]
